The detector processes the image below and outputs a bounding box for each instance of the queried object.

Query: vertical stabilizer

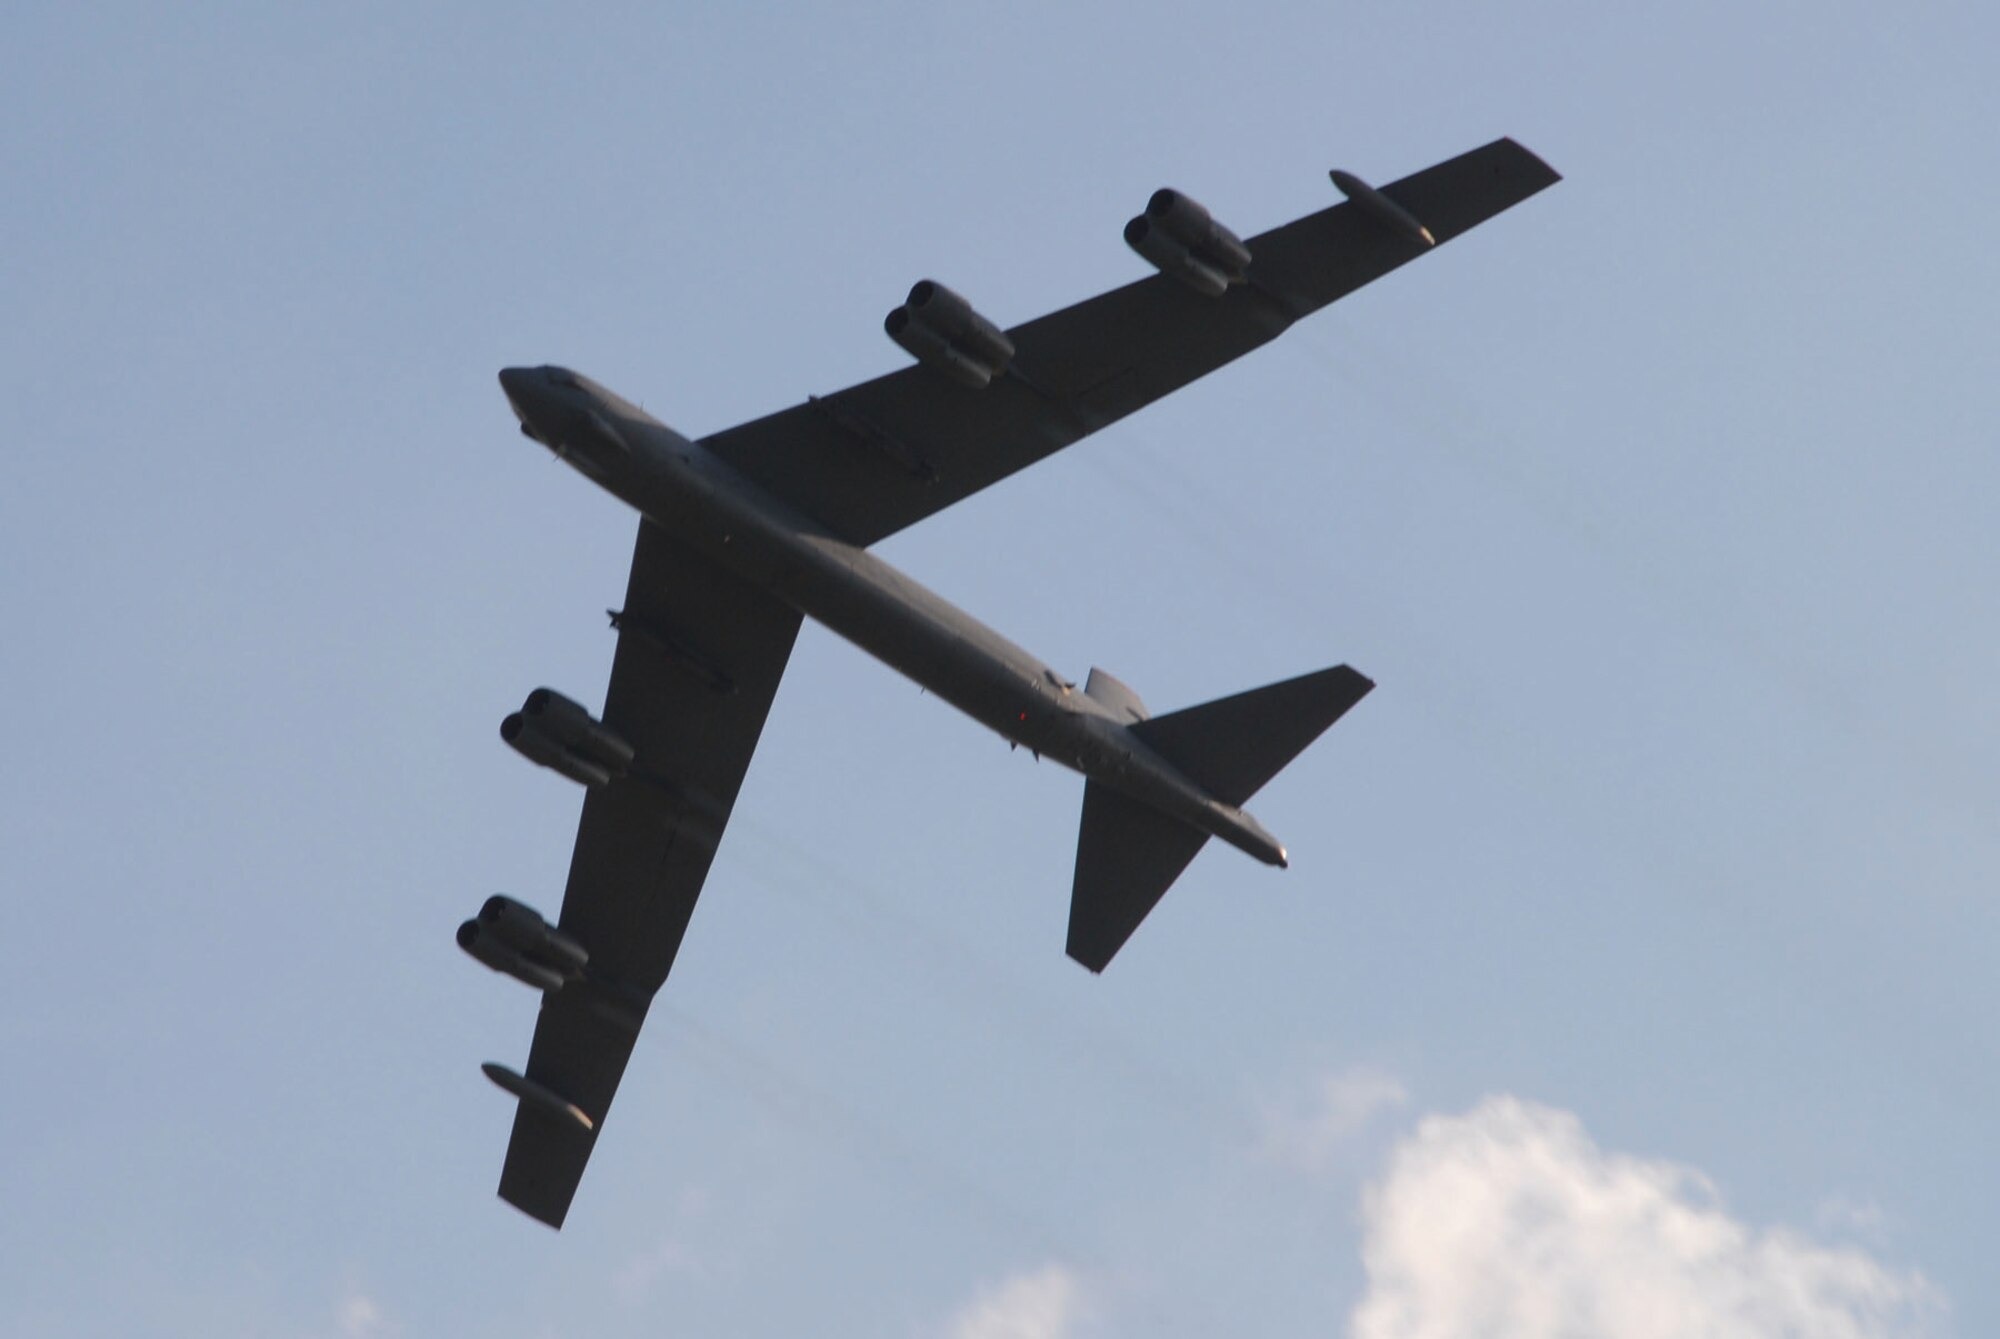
[1067,782,1210,972]
[1065,664,1373,971]
[1082,667,1150,722]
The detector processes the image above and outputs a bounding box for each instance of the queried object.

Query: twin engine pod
[1124,189,1252,298]
[885,280,1015,389]
[885,172,1435,378]
[458,894,588,993]
[500,687,634,787]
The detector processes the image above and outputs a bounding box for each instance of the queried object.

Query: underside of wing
[492,518,802,1228]
[699,138,1559,548]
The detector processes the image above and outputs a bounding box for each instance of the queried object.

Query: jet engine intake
[501,687,635,786]
[457,894,589,992]
[1124,189,1252,297]
[885,280,1014,388]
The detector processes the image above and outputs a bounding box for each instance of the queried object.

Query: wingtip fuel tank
[1330,169,1436,247]
[482,1062,595,1132]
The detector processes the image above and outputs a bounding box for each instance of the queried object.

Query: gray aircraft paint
[499,364,1290,866]
[479,141,1558,1226]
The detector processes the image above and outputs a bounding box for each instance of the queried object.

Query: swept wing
[476,137,1557,1227]
[701,138,1558,546]
[494,519,801,1227]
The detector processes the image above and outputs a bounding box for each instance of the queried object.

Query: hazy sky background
[4,3,1994,1336]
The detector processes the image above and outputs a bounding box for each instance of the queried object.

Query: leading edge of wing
[699,137,1558,548]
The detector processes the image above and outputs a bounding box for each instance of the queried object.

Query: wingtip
[499,1187,569,1231]
[1066,943,1110,975]
[1495,136,1563,186]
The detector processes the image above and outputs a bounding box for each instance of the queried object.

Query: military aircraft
[462,138,1559,1227]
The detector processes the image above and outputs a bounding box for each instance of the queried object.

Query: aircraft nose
[499,367,550,444]
[499,366,545,422]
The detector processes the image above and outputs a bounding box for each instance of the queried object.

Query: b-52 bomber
[462,138,1558,1227]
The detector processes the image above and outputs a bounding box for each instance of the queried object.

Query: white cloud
[1817,1194,1895,1245]
[944,1263,1085,1339]
[1258,1066,1409,1173]
[1349,1097,1943,1339]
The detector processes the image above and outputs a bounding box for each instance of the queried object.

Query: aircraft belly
[628,453,1086,747]
[614,438,1224,796]
[479,136,1557,1222]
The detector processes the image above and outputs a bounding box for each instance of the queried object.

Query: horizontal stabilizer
[1131,665,1373,808]
[1067,781,1210,973]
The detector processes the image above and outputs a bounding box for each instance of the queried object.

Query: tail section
[1067,781,1210,973]
[1129,664,1373,807]
[1065,664,1374,973]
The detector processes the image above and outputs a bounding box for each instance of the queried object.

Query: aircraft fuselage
[499,364,1287,866]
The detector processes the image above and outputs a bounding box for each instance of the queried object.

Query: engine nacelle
[458,918,568,992]
[457,894,589,992]
[501,687,635,787]
[1124,189,1252,297]
[478,894,589,974]
[885,280,1014,389]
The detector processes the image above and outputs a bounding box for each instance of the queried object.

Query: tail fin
[1129,664,1373,807]
[1067,781,1210,973]
[1065,664,1374,972]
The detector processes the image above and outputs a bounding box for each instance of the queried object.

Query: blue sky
[3,3,1994,1336]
